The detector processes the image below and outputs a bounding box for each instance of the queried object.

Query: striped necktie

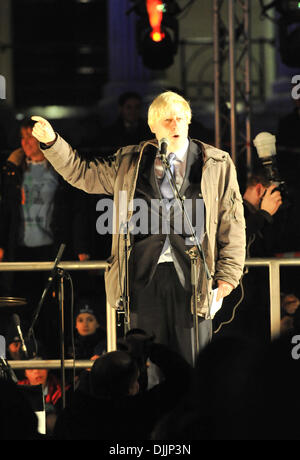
[160,153,176,200]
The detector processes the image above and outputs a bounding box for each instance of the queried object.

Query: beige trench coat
[42,136,246,318]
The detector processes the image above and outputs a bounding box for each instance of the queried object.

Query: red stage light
[134,0,180,69]
[146,0,165,42]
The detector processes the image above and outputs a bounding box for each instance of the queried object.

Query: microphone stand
[123,223,131,335]
[0,357,18,383]
[27,244,66,342]
[57,267,67,409]
[26,243,68,408]
[117,222,131,337]
[159,153,211,361]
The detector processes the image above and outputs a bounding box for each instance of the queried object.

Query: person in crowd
[53,332,193,440]
[6,333,23,360]
[213,170,283,342]
[0,379,42,440]
[280,292,300,335]
[276,98,300,290]
[4,320,44,380]
[68,297,106,361]
[242,171,283,249]
[0,118,91,356]
[101,91,153,154]
[168,86,214,144]
[0,101,20,154]
[18,352,68,437]
[153,330,300,440]
[4,319,27,380]
[152,335,262,440]
[276,98,300,189]
[240,332,300,440]
[31,90,246,374]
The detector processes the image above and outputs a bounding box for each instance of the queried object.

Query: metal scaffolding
[213,0,252,169]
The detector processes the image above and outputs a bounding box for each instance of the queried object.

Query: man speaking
[31,91,246,368]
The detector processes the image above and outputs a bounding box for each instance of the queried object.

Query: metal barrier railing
[245,258,300,340]
[0,260,109,272]
[1,257,300,358]
[7,359,93,370]
[0,260,118,352]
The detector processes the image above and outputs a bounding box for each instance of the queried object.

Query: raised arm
[31,116,119,195]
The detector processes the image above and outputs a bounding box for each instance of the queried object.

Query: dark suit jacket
[129,140,205,292]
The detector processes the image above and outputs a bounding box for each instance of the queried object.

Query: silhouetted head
[89,351,139,399]
[118,91,142,124]
[0,380,38,440]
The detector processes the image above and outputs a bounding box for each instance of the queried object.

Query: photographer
[243,172,282,256]
[214,171,283,343]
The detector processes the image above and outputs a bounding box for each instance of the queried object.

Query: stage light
[151,31,165,42]
[132,0,180,70]
[275,0,300,67]
[275,0,300,21]
[264,0,300,66]
[278,23,300,67]
[147,0,165,42]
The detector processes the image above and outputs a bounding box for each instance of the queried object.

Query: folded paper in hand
[209,288,223,319]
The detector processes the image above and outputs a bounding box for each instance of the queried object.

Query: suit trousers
[130,262,212,367]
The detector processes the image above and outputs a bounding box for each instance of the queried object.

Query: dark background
[12,0,108,107]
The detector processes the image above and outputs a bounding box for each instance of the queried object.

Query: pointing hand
[31,116,56,144]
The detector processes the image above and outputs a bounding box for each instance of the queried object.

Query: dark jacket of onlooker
[53,343,192,440]
[0,148,90,263]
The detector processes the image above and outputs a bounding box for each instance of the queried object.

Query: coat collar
[135,139,204,198]
[136,138,228,163]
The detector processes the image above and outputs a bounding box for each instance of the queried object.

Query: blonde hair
[147,91,192,129]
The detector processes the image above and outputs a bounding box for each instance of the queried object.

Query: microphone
[158,138,169,160]
[46,243,66,286]
[12,314,28,358]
